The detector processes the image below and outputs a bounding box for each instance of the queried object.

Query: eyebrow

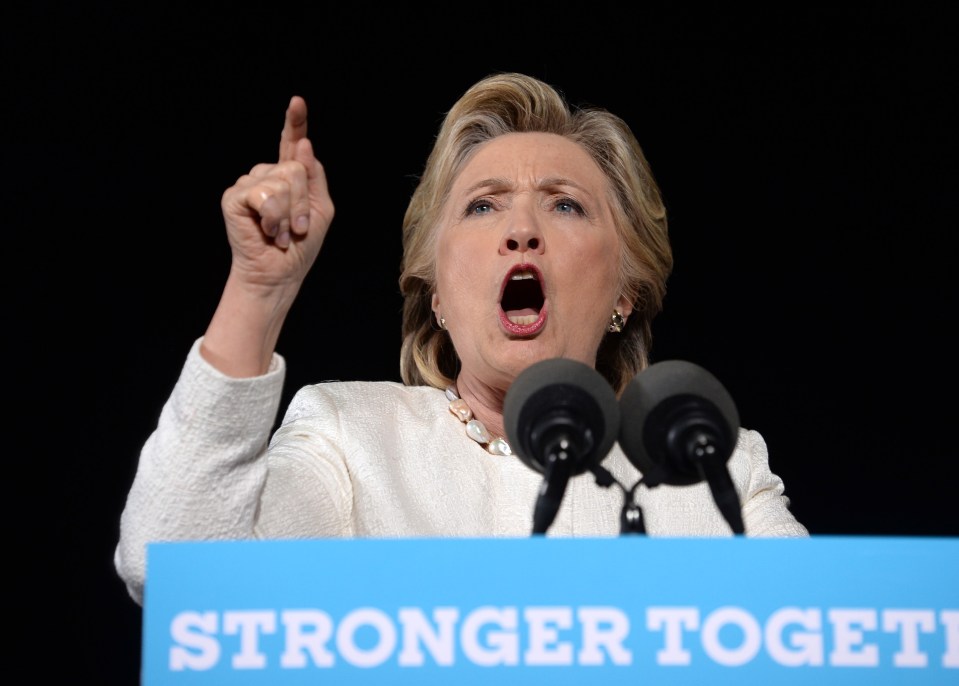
[461,176,590,195]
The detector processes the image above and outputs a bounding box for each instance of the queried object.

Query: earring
[439,316,447,330]
[607,309,626,333]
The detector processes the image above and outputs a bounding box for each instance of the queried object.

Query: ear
[431,293,440,317]
[615,294,633,320]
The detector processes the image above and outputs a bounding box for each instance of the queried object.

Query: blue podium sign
[143,536,958,684]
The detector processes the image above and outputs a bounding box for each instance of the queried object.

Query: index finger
[279,95,308,162]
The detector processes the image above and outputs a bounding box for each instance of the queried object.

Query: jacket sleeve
[113,338,286,606]
[737,429,809,537]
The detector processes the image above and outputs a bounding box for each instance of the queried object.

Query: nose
[499,206,545,255]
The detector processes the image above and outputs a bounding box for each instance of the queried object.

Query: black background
[10,4,958,683]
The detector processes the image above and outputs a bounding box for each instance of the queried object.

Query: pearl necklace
[445,386,512,456]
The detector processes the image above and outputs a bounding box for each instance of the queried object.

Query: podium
[143,536,958,684]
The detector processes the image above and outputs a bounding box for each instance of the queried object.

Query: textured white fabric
[115,338,808,605]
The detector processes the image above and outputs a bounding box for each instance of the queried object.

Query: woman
[115,73,807,606]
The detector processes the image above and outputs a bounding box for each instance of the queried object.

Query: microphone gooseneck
[619,360,746,535]
[504,358,620,535]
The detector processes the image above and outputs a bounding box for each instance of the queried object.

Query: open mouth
[500,265,546,334]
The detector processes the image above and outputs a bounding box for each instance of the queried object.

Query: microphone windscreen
[504,357,620,475]
[619,360,740,485]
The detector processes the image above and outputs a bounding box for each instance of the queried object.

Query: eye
[466,198,495,216]
[554,197,586,216]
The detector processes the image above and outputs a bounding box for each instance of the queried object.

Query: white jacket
[115,339,808,605]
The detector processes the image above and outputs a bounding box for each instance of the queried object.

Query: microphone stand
[588,464,647,535]
[698,457,745,535]
[531,437,575,535]
[675,427,745,535]
[591,423,746,536]
[620,484,647,534]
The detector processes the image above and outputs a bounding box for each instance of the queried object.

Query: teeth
[510,270,536,281]
[508,315,538,325]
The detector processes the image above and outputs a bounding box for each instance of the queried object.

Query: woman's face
[432,132,632,391]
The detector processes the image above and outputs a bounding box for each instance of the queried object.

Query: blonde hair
[398,72,673,394]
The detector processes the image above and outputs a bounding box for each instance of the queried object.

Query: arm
[737,429,809,537]
[114,97,335,605]
[202,96,334,376]
[114,339,286,605]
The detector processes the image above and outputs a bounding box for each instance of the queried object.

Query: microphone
[618,360,746,534]
[504,358,620,535]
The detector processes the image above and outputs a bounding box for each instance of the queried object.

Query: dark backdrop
[10,5,957,683]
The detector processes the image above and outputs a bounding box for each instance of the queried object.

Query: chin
[501,342,589,376]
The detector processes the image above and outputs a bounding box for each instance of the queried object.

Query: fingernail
[266,223,279,237]
[276,231,291,248]
[295,214,310,231]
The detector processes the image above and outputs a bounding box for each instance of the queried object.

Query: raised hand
[220,96,335,292]
[202,97,335,376]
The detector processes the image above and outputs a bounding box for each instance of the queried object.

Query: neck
[454,374,507,441]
